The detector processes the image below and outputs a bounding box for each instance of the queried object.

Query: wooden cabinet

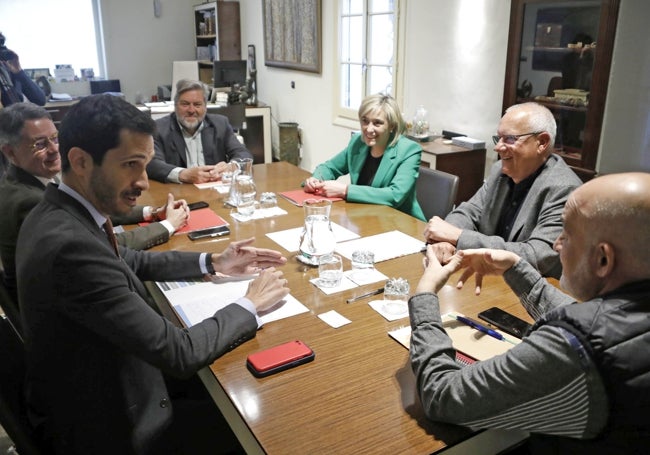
[194,2,242,83]
[420,139,486,206]
[502,0,620,180]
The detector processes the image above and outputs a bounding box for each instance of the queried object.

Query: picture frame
[262,0,322,73]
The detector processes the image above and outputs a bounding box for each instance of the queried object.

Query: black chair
[0,315,47,455]
[416,167,460,220]
[207,103,246,133]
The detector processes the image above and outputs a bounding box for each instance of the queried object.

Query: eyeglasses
[492,131,541,145]
[29,133,59,153]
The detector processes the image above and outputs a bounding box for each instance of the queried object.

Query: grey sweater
[409,260,608,439]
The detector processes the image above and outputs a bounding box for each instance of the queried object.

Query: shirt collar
[58,182,107,228]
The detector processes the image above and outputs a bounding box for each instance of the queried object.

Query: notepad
[388,312,520,362]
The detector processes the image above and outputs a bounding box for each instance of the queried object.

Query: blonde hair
[358,94,405,148]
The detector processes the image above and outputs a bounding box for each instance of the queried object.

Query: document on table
[157,277,308,327]
[335,230,423,263]
[266,222,360,252]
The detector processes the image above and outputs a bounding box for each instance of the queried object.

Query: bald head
[559,172,650,299]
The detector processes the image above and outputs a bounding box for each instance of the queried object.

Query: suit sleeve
[115,223,170,250]
[52,239,257,378]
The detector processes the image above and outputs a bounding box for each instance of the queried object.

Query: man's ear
[67,147,92,173]
[1,144,16,163]
[594,242,615,279]
[536,131,552,154]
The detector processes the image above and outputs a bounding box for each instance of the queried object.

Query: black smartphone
[477,307,533,339]
[187,225,230,240]
[246,340,315,378]
[188,201,209,211]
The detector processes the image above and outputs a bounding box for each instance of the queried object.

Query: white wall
[99,0,196,103]
[100,0,649,176]
[238,0,511,173]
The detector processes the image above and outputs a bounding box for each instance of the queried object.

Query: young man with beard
[16,94,289,454]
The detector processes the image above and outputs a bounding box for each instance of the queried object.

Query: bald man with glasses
[423,102,582,278]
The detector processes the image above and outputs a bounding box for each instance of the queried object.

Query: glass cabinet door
[502,0,620,180]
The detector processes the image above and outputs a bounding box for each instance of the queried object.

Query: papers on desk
[388,312,520,361]
[157,277,308,327]
[266,222,360,253]
[335,230,423,263]
[230,206,288,222]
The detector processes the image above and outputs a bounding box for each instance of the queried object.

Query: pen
[346,287,384,303]
[455,315,507,342]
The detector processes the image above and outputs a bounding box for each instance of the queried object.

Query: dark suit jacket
[17,185,258,454]
[0,165,169,300]
[445,154,582,278]
[147,112,252,182]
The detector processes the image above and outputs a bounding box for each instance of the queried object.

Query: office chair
[208,103,246,132]
[416,167,460,220]
[0,315,47,455]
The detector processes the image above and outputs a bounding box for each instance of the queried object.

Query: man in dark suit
[16,94,289,454]
[0,103,190,301]
[146,78,252,184]
[423,102,582,278]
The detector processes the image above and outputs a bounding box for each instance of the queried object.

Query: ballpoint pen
[455,315,515,344]
[346,287,384,303]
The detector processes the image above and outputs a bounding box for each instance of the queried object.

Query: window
[335,0,403,123]
[0,0,104,80]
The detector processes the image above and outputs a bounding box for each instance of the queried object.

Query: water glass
[350,250,375,282]
[260,192,277,209]
[221,170,233,185]
[318,254,343,288]
[382,277,410,315]
[234,175,256,218]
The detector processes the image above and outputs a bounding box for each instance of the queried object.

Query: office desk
[138,162,529,454]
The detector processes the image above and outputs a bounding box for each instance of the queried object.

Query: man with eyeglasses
[423,102,582,278]
[0,102,190,301]
[146,78,253,184]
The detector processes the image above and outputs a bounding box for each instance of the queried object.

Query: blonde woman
[304,93,424,220]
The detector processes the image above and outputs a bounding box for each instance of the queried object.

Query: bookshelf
[194,1,241,83]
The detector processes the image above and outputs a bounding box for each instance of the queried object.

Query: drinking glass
[234,175,256,218]
[382,277,410,315]
[318,254,343,288]
[350,250,375,281]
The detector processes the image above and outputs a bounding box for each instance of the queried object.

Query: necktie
[103,218,120,257]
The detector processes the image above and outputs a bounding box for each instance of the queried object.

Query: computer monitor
[212,60,247,89]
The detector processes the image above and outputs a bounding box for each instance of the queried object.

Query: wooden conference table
[137,162,531,454]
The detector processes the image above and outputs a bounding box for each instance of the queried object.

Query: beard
[90,167,141,216]
[178,114,203,132]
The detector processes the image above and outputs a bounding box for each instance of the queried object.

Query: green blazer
[313,134,425,220]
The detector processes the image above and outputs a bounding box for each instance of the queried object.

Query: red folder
[279,189,343,206]
[139,208,228,235]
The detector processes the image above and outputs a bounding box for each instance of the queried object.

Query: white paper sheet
[335,230,424,263]
[157,278,308,327]
[266,223,360,253]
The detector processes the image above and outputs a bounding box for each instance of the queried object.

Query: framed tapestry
[262,0,322,73]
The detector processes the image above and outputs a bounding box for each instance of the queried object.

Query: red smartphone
[246,340,315,378]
